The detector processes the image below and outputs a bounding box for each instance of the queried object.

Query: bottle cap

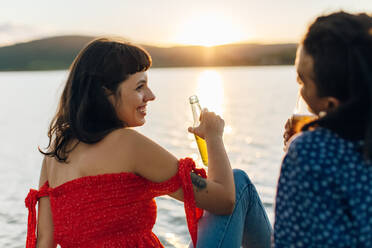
[189,95,199,104]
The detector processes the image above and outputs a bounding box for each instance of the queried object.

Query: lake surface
[0,66,298,247]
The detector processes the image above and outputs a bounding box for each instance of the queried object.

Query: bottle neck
[191,102,202,126]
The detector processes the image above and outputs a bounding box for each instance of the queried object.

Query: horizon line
[0,34,299,49]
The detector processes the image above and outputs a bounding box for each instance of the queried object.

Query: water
[0,66,298,247]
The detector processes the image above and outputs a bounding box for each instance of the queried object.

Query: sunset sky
[1,0,372,47]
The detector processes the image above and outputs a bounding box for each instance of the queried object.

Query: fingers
[283,130,291,144]
[283,133,289,147]
[190,108,225,139]
[199,108,208,121]
[284,117,292,131]
[200,108,221,120]
[202,111,224,127]
[283,118,292,150]
[188,127,195,134]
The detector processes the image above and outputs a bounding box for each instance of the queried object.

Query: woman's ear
[103,87,115,106]
[325,96,340,111]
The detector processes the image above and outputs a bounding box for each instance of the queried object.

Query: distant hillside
[0,36,297,71]
[0,36,95,71]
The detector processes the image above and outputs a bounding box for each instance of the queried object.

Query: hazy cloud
[0,22,51,47]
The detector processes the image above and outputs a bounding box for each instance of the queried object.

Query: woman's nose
[145,88,156,102]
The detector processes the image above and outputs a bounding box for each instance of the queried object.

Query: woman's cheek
[300,87,307,100]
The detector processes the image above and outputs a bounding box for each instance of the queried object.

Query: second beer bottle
[189,95,208,166]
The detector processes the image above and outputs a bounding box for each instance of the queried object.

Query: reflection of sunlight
[164,233,186,248]
[189,153,199,162]
[196,70,224,116]
[224,125,233,134]
[190,70,233,166]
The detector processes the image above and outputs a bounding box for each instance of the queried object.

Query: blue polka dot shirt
[274,128,372,248]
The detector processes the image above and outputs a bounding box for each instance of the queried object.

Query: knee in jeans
[232,169,252,189]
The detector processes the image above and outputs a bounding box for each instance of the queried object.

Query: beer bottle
[289,94,317,137]
[189,95,208,166]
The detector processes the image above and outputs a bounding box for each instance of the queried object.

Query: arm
[185,109,235,214]
[124,110,235,215]
[36,157,56,248]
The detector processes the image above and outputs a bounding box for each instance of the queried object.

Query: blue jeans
[189,169,272,248]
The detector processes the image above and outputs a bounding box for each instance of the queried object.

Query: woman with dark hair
[24,37,272,248]
[275,12,372,247]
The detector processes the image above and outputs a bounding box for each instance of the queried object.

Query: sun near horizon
[171,13,247,47]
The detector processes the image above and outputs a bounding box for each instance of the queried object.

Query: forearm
[205,136,235,196]
[35,228,56,248]
[36,239,56,248]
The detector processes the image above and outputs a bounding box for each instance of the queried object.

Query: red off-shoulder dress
[25,158,206,248]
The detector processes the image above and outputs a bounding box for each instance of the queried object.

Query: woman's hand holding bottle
[188,108,225,141]
[187,108,235,214]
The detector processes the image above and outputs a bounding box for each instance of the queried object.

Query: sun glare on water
[195,70,233,135]
[173,14,243,47]
[196,70,224,116]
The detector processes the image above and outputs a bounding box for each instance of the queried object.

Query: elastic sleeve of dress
[24,182,50,248]
[178,158,207,248]
[145,158,207,248]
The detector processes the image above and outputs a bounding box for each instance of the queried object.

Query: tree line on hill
[0,36,297,71]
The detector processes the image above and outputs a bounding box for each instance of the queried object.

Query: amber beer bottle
[288,114,317,137]
[289,94,317,137]
[189,95,208,166]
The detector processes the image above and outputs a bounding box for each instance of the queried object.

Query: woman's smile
[137,105,147,116]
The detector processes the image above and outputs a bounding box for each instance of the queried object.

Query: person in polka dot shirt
[274,12,372,248]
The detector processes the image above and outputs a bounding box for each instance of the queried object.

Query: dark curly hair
[301,12,372,160]
[39,37,152,162]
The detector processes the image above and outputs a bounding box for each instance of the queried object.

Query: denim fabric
[189,169,272,248]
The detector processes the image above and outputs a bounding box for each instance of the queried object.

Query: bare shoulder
[115,128,179,182]
[115,128,148,144]
[38,156,49,188]
[115,128,169,155]
[112,128,155,155]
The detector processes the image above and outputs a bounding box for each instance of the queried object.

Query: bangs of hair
[121,43,152,73]
[100,41,152,87]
